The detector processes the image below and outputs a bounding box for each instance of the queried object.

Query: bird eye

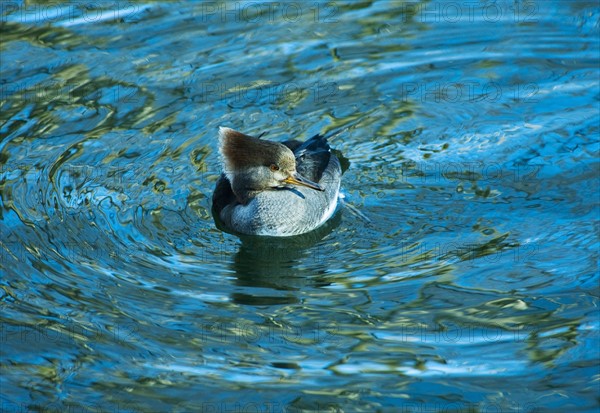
[269,164,279,172]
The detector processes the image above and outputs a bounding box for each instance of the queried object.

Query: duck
[212,127,342,236]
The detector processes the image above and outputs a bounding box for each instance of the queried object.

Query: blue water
[1,1,599,412]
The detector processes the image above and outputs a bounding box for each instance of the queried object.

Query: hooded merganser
[212,127,342,236]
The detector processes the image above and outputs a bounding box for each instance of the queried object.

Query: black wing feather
[291,134,331,183]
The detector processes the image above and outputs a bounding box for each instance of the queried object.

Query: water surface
[1,1,599,412]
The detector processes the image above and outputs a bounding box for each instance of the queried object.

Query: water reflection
[230,212,342,305]
[2,0,599,411]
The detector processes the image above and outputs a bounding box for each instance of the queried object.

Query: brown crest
[218,127,295,171]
